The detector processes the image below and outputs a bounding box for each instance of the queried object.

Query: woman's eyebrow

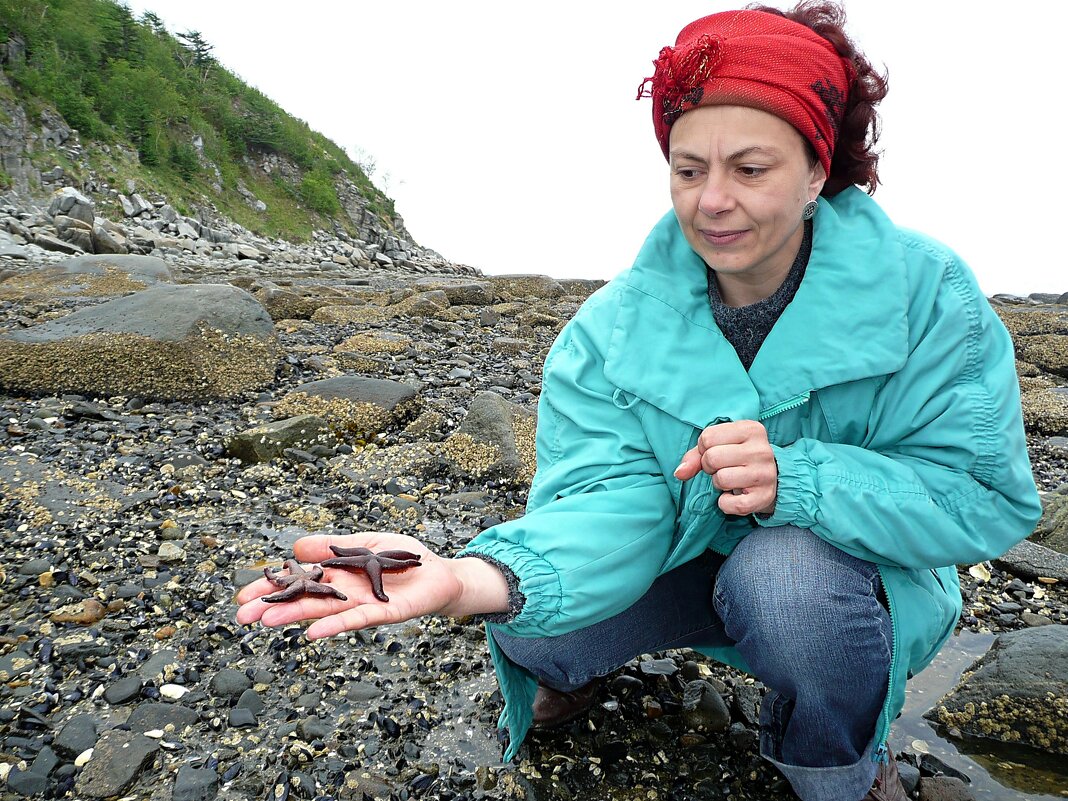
[669,149,708,165]
[726,145,780,161]
[669,145,782,164]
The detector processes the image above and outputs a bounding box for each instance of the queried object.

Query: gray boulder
[58,253,173,285]
[74,730,160,799]
[993,538,1068,582]
[91,222,127,255]
[33,231,83,255]
[925,625,1068,754]
[226,415,336,463]
[275,376,423,439]
[488,274,565,300]
[441,391,537,485]
[47,187,94,226]
[0,284,279,400]
[120,193,153,217]
[1032,485,1068,555]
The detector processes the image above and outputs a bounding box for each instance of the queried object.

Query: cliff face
[0,5,451,271]
[0,69,443,270]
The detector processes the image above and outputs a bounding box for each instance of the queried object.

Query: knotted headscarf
[638,10,854,175]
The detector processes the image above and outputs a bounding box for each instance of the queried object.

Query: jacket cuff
[756,442,820,530]
[462,553,526,624]
[457,538,562,635]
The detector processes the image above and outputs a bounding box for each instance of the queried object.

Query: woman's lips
[699,229,748,246]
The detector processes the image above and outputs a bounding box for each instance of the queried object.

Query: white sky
[125,1,1066,296]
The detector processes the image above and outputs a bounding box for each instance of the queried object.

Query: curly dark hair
[748,1,888,195]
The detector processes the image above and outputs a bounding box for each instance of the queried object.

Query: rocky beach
[1,190,1068,801]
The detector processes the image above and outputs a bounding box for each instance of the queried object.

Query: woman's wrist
[441,556,512,618]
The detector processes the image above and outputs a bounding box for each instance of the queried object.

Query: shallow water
[890,629,1068,799]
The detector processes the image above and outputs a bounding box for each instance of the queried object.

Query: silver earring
[801,200,818,221]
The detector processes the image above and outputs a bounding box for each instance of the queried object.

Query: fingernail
[673,465,684,478]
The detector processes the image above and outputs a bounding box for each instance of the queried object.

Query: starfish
[261,559,348,603]
[320,546,422,602]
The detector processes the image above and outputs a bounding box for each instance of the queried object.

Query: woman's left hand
[674,420,778,516]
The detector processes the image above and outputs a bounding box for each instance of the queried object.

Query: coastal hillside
[0,0,435,261]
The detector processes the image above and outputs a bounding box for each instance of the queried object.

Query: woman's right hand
[234,531,510,640]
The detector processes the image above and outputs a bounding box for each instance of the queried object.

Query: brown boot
[531,680,602,729]
[862,749,909,801]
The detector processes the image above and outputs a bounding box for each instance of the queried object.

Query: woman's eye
[675,168,701,180]
[738,166,767,178]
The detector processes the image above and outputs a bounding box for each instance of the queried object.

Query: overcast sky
[125,1,1065,296]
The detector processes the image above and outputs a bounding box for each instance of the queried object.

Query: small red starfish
[320,546,421,602]
[261,559,348,603]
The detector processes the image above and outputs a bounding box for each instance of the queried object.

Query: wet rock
[253,285,323,321]
[993,537,1068,582]
[172,765,220,801]
[1015,335,1068,378]
[918,753,971,784]
[59,253,172,284]
[1033,485,1068,554]
[274,375,422,439]
[137,649,180,680]
[74,730,160,799]
[53,714,99,759]
[926,625,1068,753]
[297,716,334,741]
[897,761,921,794]
[103,675,144,704]
[441,390,536,485]
[681,680,730,731]
[732,682,763,726]
[340,770,395,800]
[228,707,257,728]
[236,689,265,714]
[487,274,565,300]
[210,668,252,700]
[0,452,131,527]
[0,284,279,400]
[917,776,976,801]
[6,766,50,796]
[127,702,199,732]
[157,542,186,562]
[226,414,335,463]
[437,282,496,306]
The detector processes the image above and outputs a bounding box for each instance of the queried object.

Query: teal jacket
[460,187,1042,762]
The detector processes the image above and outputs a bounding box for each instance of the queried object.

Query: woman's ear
[809,161,828,199]
[807,159,824,198]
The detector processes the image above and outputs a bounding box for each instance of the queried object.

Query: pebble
[103,676,143,705]
[172,765,220,801]
[228,707,257,728]
[160,683,189,700]
[209,668,252,699]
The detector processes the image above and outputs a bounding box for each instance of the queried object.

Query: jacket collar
[604,187,909,428]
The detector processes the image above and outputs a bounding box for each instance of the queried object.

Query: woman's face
[669,105,826,302]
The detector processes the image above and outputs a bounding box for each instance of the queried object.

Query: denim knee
[712,525,890,679]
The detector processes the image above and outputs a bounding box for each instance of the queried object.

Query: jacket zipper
[873,564,898,762]
[757,391,811,421]
[757,388,895,762]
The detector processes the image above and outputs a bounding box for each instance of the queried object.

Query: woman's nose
[697,176,734,218]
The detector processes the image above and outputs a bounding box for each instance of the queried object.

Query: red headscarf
[638,10,854,176]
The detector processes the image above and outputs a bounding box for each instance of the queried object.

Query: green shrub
[299,170,340,216]
[168,140,198,179]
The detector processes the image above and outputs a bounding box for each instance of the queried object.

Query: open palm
[235,532,463,640]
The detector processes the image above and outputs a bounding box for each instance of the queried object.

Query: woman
[237,4,1042,800]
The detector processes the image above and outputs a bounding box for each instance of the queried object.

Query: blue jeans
[491,525,893,801]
